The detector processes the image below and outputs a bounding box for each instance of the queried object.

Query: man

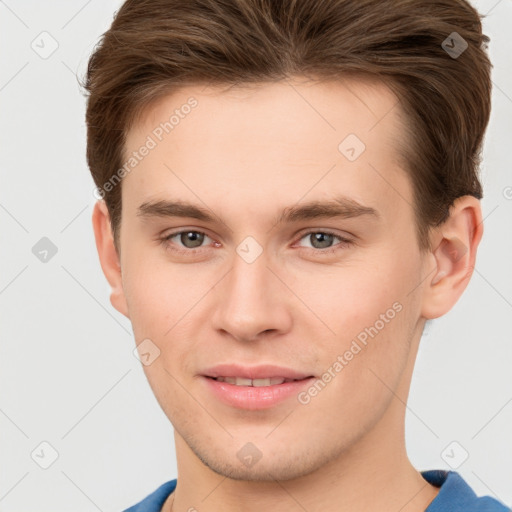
[85,0,508,510]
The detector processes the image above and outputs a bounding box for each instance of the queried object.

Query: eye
[160,230,215,253]
[296,230,353,253]
[159,229,353,256]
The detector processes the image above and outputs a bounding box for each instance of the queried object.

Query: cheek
[296,301,413,433]
[287,254,414,334]
[122,253,213,339]
[288,252,419,387]
[122,256,220,399]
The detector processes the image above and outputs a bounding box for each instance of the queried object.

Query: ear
[421,195,483,320]
[91,200,130,319]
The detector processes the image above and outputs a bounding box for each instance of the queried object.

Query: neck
[167,408,438,512]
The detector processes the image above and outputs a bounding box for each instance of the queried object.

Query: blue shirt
[123,470,509,511]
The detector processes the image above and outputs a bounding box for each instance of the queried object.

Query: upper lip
[202,364,314,380]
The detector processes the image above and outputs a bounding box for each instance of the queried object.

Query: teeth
[235,377,253,386]
[253,378,286,386]
[214,377,293,386]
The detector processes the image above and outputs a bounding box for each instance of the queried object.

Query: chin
[190,438,333,483]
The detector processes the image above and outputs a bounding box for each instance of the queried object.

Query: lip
[202,363,313,380]
[200,364,315,410]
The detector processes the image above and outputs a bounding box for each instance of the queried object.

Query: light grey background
[1,1,511,511]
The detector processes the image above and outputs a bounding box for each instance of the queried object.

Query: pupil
[182,231,204,248]
[178,232,334,249]
[312,233,333,249]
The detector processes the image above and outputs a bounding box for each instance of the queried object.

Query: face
[115,77,430,481]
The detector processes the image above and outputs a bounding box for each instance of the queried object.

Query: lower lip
[202,376,316,410]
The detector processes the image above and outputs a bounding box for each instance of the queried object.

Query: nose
[211,246,293,343]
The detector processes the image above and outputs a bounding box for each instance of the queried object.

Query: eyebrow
[136,196,380,225]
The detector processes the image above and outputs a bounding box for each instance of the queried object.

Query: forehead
[132,76,404,155]
[122,76,411,224]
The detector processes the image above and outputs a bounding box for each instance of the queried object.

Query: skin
[92,76,483,512]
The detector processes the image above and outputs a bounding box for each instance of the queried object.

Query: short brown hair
[84,0,492,253]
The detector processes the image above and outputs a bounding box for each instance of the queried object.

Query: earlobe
[421,196,483,320]
[91,200,130,319]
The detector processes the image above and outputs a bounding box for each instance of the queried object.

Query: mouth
[201,367,316,410]
[201,364,316,409]
[207,376,306,387]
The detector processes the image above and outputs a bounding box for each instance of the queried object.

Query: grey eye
[179,231,206,248]
[304,232,337,249]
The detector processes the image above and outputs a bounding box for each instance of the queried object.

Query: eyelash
[159,229,353,256]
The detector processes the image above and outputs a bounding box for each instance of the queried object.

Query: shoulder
[422,470,509,511]
[122,480,177,512]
